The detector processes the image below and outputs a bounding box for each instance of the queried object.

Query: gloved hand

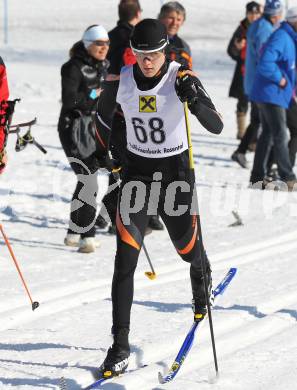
[175,71,198,104]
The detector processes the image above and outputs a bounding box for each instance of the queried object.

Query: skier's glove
[176,70,223,135]
[175,72,198,104]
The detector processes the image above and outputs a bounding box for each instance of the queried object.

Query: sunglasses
[88,40,110,47]
[134,50,164,61]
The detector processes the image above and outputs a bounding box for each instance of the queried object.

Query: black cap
[246,1,261,13]
[130,18,168,52]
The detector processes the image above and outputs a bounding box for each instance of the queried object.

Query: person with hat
[244,0,283,100]
[96,18,223,378]
[249,6,297,190]
[97,0,167,233]
[231,0,283,169]
[227,1,262,141]
[58,25,110,253]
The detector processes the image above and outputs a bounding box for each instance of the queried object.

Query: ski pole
[111,168,157,280]
[183,101,219,377]
[0,224,39,311]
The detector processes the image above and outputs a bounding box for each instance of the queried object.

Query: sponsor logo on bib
[139,95,157,113]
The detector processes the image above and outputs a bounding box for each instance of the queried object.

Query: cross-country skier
[95,18,223,378]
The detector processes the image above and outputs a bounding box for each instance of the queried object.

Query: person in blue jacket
[231,0,282,169]
[249,7,297,190]
[244,0,283,99]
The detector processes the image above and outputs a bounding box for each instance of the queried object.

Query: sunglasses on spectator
[88,40,110,46]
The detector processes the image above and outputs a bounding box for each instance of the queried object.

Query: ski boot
[98,328,130,379]
[191,263,213,322]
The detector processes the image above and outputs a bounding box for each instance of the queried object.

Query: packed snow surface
[0,0,297,389]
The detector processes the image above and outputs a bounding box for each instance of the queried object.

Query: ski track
[1,229,297,333]
[62,302,296,389]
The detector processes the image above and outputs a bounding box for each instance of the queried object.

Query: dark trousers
[59,131,98,238]
[237,95,249,114]
[112,172,209,331]
[251,103,296,183]
[287,99,297,167]
[237,102,260,154]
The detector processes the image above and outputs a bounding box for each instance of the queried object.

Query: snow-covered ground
[1,0,297,389]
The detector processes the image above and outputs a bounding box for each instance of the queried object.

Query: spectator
[0,56,9,174]
[244,0,283,99]
[232,0,283,168]
[107,0,142,77]
[249,6,297,190]
[158,1,192,69]
[58,25,110,252]
[227,1,261,140]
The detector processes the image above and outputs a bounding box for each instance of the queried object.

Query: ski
[83,375,114,389]
[59,374,113,390]
[60,268,236,390]
[158,267,237,384]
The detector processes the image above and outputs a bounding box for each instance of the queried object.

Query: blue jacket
[250,22,297,109]
[244,17,274,97]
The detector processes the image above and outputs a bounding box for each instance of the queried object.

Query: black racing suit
[96,61,223,334]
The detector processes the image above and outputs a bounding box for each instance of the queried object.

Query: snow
[1,0,297,389]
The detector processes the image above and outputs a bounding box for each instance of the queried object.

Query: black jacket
[227,18,249,99]
[58,41,109,124]
[108,21,135,75]
[58,41,109,171]
[166,35,192,69]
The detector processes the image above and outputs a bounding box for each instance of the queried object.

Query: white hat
[287,6,297,22]
[82,25,109,48]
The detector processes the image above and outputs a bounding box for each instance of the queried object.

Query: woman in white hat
[58,25,110,253]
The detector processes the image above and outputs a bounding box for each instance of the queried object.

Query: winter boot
[64,233,80,247]
[191,263,213,322]
[148,215,164,231]
[78,237,100,253]
[236,112,247,140]
[231,151,248,168]
[98,328,130,378]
